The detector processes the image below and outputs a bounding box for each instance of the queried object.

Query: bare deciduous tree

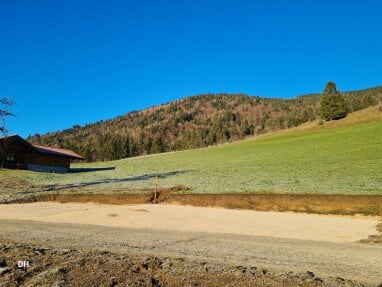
[0,97,15,136]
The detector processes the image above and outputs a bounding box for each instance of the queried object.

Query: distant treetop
[323,81,338,94]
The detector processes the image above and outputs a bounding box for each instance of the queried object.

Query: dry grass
[18,193,382,216]
[239,105,382,141]
[0,174,33,190]
[166,194,382,216]
[286,105,382,134]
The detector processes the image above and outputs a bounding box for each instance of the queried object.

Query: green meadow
[1,106,382,195]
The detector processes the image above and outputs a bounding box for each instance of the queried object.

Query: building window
[6,153,15,161]
[53,160,58,167]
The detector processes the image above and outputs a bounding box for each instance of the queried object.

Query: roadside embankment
[6,192,382,216]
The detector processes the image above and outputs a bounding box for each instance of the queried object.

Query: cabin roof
[32,144,84,160]
[0,134,35,149]
[0,135,85,160]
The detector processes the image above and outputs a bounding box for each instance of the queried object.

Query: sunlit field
[1,106,382,195]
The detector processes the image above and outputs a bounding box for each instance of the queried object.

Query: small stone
[142,262,149,270]
[2,246,10,252]
[53,280,66,287]
[307,271,315,277]
[58,266,68,274]
[0,267,9,275]
[33,247,50,255]
[150,276,161,286]
[314,277,323,283]
[155,258,163,268]
[58,249,71,255]
[235,265,247,273]
[248,266,257,276]
[132,266,140,273]
[110,276,118,287]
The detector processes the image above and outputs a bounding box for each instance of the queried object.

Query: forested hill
[27,86,382,162]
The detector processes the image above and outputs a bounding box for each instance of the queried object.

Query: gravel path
[1,219,382,285]
[0,202,379,243]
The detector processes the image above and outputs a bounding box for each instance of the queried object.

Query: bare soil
[0,175,34,190]
[0,241,367,287]
[1,193,382,286]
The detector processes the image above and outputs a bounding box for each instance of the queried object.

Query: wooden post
[154,170,158,204]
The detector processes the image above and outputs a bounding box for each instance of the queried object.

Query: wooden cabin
[0,135,84,173]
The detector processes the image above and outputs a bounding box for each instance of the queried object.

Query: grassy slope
[2,106,382,195]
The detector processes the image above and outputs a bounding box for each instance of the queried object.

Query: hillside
[5,105,381,196]
[27,86,382,162]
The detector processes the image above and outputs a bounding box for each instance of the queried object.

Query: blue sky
[1,0,381,137]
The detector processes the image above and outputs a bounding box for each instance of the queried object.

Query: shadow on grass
[70,167,116,173]
[42,170,191,191]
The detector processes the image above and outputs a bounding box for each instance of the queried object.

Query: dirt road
[0,202,379,243]
[1,217,382,285]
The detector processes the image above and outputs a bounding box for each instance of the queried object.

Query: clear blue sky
[1,0,381,137]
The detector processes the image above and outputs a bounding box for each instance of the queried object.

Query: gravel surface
[0,202,379,243]
[1,219,382,286]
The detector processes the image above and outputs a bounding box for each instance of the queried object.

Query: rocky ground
[0,241,370,287]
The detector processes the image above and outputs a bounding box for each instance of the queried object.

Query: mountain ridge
[27,86,382,162]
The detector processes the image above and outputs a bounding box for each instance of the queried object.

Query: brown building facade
[0,135,84,173]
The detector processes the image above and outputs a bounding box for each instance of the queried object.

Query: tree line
[27,84,382,162]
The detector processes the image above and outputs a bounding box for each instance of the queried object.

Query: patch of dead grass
[0,175,33,190]
[18,193,382,217]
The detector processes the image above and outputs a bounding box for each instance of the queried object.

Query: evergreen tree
[151,136,164,154]
[129,139,139,157]
[320,82,348,121]
[123,136,130,158]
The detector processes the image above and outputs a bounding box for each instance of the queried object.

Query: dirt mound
[151,185,188,203]
[0,241,368,287]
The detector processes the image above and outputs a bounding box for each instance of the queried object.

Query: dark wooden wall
[0,139,71,169]
[28,153,71,168]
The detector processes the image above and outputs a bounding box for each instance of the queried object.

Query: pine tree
[123,136,130,158]
[151,136,164,154]
[320,82,348,121]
